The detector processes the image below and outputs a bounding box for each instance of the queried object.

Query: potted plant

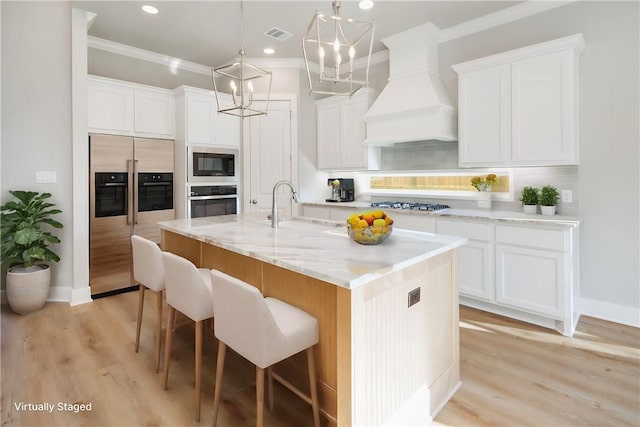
[539,185,560,216]
[520,186,539,214]
[1,191,63,314]
[470,174,497,209]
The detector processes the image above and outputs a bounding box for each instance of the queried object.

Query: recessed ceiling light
[358,0,374,10]
[142,5,159,15]
[263,48,275,55]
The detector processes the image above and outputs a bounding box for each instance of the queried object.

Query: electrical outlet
[562,190,573,203]
[408,287,421,307]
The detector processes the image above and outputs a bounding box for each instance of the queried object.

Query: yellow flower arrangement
[470,174,497,191]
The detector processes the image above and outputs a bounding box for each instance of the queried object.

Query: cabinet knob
[251,199,258,204]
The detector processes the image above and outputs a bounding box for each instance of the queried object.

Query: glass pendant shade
[303,1,375,96]
[212,50,272,118]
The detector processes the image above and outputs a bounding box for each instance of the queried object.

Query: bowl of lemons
[346,210,394,245]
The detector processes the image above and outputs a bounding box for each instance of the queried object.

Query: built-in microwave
[188,146,238,183]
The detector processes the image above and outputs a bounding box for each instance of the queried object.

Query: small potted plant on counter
[539,185,560,216]
[1,190,63,314]
[471,174,497,209]
[520,186,539,214]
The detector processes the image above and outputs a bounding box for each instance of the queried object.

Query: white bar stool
[131,235,165,373]
[162,252,215,422]
[209,269,320,427]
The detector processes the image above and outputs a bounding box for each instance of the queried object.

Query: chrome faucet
[271,180,300,228]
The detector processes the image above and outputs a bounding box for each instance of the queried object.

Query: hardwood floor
[1,291,638,427]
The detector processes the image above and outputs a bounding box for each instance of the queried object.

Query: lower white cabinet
[437,219,494,301]
[496,244,566,317]
[300,205,580,335]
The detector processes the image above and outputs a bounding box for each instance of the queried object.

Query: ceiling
[72,1,523,67]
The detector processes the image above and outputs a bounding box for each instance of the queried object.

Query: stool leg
[195,320,203,422]
[267,366,274,412]
[155,290,163,373]
[256,367,265,427]
[163,306,176,390]
[307,347,321,427]
[212,341,227,427]
[135,285,146,352]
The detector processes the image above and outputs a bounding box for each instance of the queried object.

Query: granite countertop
[302,201,581,227]
[159,214,466,289]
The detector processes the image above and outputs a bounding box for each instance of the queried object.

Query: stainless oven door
[189,195,238,218]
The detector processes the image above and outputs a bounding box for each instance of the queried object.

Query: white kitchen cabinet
[88,75,174,139]
[457,64,511,165]
[134,89,175,138]
[495,224,571,319]
[175,86,240,148]
[391,212,436,233]
[88,77,134,135]
[437,219,494,301]
[452,34,584,167]
[433,216,579,336]
[316,88,380,170]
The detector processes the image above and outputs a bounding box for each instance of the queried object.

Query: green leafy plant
[539,185,560,207]
[1,191,63,267]
[470,174,497,191]
[520,186,539,205]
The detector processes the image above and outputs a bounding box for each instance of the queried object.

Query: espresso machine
[326,178,355,202]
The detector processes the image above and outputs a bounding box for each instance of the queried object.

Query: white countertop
[303,201,581,227]
[159,214,466,289]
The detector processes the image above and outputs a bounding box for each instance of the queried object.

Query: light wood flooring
[1,290,639,427]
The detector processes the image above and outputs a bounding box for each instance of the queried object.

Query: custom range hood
[363,23,457,145]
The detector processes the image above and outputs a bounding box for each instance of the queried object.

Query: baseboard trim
[0,285,93,307]
[579,297,640,328]
[70,285,93,306]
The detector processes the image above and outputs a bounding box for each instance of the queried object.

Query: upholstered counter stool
[209,270,320,427]
[131,235,165,373]
[162,252,215,422]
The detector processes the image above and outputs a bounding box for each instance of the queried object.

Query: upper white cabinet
[452,34,584,167]
[316,88,380,170]
[174,86,240,148]
[88,75,175,139]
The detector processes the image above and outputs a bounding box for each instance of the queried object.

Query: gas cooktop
[370,201,451,211]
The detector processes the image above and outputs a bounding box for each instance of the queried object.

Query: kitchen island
[159,214,466,426]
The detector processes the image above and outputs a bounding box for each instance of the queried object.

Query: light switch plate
[35,171,57,184]
[562,189,573,203]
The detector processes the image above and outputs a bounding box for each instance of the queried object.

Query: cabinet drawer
[496,225,567,251]
[437,219,492,241]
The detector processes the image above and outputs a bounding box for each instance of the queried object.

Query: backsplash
[380,140,459,170]
[369,142,579,216]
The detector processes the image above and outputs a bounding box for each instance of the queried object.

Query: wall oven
[188,146,238,183]
[188,185,238,218]
[94,172,128,217]
[138,173,173,212]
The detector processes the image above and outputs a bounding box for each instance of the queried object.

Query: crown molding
[88,1,576,75]
[438,0,578,43]
[88,36,212,75]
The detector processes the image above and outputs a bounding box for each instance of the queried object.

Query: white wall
[438,1,639,311]
[1,1,74,294]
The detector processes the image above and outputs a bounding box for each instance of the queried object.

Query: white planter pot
[476,191,492,209]
[6,264,51,315]
[523,205,538,214]
[541,205,556,216]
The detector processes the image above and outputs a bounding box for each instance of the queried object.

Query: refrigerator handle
[126,160,133,226]
[133,159,139,225]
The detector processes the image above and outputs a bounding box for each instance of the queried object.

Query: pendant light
[302,1,375,96]
[212,1,272,117]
